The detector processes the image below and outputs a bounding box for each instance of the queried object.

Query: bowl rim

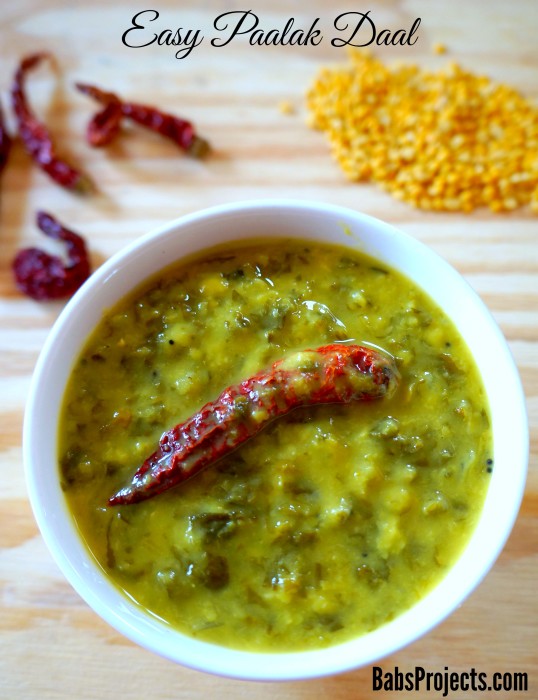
[24,198,529,681]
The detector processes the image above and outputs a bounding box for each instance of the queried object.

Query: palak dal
[59,239,492,651]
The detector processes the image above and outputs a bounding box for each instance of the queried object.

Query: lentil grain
[306,51,538,213]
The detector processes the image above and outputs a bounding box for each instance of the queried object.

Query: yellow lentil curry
[59,240,492,651]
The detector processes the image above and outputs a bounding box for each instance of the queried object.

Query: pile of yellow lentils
[306,51,538,213]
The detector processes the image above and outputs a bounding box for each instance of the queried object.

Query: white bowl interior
[24,200,528,681]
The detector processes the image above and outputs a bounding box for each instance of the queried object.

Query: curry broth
[59,240,492,651]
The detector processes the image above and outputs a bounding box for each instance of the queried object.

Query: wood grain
[1,1,536,698]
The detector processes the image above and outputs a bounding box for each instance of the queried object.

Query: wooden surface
[1,1,536,698]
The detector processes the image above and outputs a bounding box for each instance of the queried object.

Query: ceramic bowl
[24,200,528,681]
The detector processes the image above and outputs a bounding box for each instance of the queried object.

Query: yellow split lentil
[306,51,538,213]
[432,43,447,55]
[278,99,295,115]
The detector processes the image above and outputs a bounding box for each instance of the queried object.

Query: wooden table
[1,1,536,697]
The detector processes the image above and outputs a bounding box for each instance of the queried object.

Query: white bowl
[24,200,528,681]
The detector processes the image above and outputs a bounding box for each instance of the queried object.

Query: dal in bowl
[24,200,527,680]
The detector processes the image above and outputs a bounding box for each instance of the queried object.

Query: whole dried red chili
[75,83,122,147]
[11,53,92,192]
[76,82,210,157]
[121,100,210,157]
[86,100,123,147]
[12,211,91,300]
[0,100,12,175]
[109,343,399,505]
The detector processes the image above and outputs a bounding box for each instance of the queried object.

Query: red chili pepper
[75,83,122,147]
[86,100,123,147]
[11,53,92,193]
[12,211,91,300]
[76,82,210,157]
[109,344,399,506]
[0,99,12,175]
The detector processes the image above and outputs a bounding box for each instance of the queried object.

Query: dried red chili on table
[11,53,92,192]
[121,100,210,157]
[74,83,122,147]
[12,211,91,300]
[76,82,210,157]
[86,100,123,147]
[0,100,12,175]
